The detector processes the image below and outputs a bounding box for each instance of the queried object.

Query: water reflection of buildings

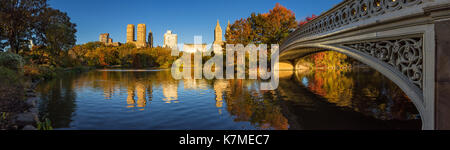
[213,80,229,114]
[183,79,208,90]
[136,83,147,108]
[102,71,119,100]
[162,82,178,103]
[95,71,184,108]
[127,85,135,108]
[98,72,153,110]
[126,82,152,110]
[103,86,116,100]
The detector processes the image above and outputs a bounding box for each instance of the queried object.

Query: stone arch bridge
[280,0,450,130]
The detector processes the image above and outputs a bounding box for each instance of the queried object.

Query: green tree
[35,7,77,65]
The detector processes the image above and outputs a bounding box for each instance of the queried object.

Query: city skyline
[48,0,340,46]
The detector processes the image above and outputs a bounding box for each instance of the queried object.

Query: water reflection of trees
[37,74,78,128]
[297,68,420,121]
[219,67,420,129]
[223,79,289,130]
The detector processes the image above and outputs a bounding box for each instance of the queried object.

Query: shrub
[0,67,25,119]
[23,65,41,81]
[23,65,57,80]
[0,52,25,72]
[0,67,22,85]
[37,65,57,80]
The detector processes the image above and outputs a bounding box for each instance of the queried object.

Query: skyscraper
[148,30,153,48]
[126,24,135,43]
[136,24,147,48]
[213,20,223,45]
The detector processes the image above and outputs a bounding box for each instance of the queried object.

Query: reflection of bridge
[280,0,450,130]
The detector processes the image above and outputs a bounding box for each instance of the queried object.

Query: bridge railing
[282,0,424,49]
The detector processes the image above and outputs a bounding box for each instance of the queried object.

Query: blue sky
[48,0,340,46]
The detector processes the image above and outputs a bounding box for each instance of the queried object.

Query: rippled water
[36,68,421,130]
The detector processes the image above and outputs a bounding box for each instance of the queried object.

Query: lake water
[36,68,421,130]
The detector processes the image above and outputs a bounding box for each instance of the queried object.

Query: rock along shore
[10,80,40,130]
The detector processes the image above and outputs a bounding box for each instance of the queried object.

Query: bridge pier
[277,61,295,71]
[434,16,450,130]
[288,59,297,70]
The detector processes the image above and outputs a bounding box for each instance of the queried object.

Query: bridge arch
[280,42,429,129]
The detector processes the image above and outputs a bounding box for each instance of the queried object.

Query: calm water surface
[36,68,421,130]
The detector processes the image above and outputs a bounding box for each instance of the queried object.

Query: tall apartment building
[126,24,135,43]
[163,30,178,50]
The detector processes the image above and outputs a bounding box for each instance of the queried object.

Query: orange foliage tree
[225,3,298,45]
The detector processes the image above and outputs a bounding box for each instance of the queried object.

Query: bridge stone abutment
[433,6,450,130]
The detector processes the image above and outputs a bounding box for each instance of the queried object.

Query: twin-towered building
[127,24,149,48]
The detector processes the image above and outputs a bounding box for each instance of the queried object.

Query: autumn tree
[226,18,254,45]
[0,0,48,54]
[262,3,297,44]
[225,3,297,45]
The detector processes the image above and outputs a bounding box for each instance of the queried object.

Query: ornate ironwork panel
[342,37,423,89]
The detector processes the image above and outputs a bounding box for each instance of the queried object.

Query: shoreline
[2,66,95,130]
